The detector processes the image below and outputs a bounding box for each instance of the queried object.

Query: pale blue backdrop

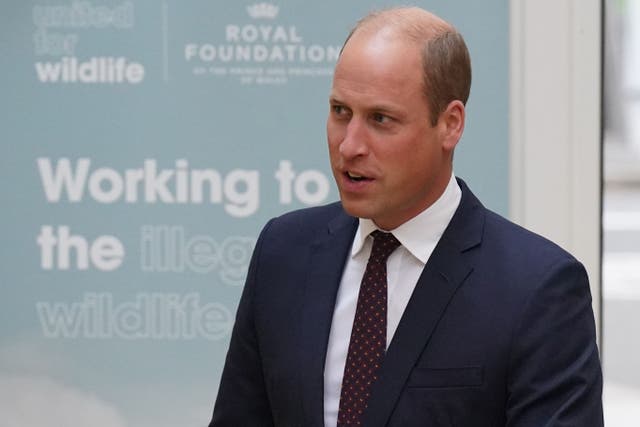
[0,1,508,425]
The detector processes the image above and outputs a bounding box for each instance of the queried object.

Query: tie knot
[370,230,401,262]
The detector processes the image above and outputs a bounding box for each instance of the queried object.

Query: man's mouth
[346,171,371,182]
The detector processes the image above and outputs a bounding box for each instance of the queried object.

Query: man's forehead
[329,66,421,116]
[335,31,422,82]
[345,8,450,47]
[343,24,412,56]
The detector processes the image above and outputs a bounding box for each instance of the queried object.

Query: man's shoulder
[273,200,345,222]
[457,178,577,264]
[262,201,354,239]
[482,206,580,267]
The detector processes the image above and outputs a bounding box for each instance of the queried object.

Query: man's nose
[339,118,369,158]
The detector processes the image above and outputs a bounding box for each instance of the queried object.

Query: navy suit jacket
[210,179,603,426]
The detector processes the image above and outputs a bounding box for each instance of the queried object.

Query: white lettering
[35,56,145,84]
[139,225,254,286]
[37,158,260,216]
[275,160,330,205]
[32,2,134,29]
[184,43,198,60]
[37,225,124,271]
[144,159,174,203]
[224,169,259,217]
[275,160,295,203]
[191,169,222,203]
[36,293,233,340]
[225,25,240,42]
[91,236,125,271]
[241,25,258,43]
[124,168,144,202]
[295,169,330,205]
[38,157,90,202]
[88,167,123,203]
[183,44,340,63]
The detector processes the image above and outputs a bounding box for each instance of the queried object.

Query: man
[210,7,603,427]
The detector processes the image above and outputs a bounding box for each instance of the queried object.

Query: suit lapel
[363,180,485,426]
[298,210,357,425]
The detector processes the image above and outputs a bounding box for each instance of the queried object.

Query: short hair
[342,8,472,126]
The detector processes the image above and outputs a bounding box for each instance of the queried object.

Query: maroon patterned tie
[337,230,401,426]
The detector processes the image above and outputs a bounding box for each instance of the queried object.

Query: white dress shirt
[323,174,462,427]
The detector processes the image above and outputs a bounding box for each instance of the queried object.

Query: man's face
[327,28,452,230]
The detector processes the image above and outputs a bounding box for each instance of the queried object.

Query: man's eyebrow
[370,104,400,114]
[328,96,400,114]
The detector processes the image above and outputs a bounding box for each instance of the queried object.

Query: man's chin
[339,199,374,220]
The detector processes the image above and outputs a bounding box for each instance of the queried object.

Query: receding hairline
[343,7,456,50]
[340,7,472,125]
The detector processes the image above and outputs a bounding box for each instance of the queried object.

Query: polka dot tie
[337,230,401,426]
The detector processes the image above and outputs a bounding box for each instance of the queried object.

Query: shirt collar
[351,173,462,264]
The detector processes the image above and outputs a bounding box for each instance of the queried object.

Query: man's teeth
[347,171,365,180]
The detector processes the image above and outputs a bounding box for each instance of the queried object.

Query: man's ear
[438,100,465,152]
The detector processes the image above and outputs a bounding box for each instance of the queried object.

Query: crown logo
[247,3,279,19]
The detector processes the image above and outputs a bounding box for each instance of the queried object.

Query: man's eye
[332,105,346,115]
[372,113,390,124]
